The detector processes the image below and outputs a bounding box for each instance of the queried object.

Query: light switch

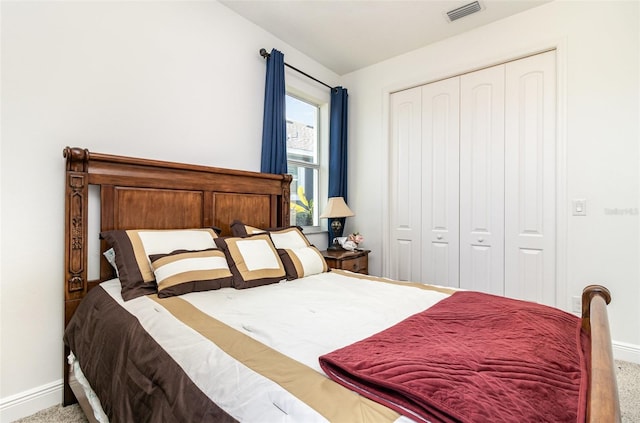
[572,199,587,216]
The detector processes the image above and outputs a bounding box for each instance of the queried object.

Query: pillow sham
[230,220,304,239]
[230,220,266,237]
[149,248,233,298]
[229,222,326,280]
[214,234,287,289]
[278,245,328,280]
[100,228,218,300]
[268,226,311,250]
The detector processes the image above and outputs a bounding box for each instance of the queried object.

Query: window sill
[300,227,327,236]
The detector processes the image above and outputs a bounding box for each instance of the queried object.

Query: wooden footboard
[582,285,621,423]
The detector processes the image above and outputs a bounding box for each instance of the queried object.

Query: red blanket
[319,291,589,423]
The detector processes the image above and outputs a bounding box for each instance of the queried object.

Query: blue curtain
[328,87,349,244]
[260,49,287,174]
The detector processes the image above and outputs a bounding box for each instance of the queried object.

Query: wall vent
[446,1,483,22]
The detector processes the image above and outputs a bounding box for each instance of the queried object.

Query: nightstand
[321,249,370,275]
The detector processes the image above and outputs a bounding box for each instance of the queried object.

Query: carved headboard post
[281,174,292,227]
[63,147,90,325]
[62,147,90,405]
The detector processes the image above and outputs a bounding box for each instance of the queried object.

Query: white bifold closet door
[389,50,556,305]
[420,77,460,287]
[389,87,423,283]
[459,64,506,295]
[504,52,556,305]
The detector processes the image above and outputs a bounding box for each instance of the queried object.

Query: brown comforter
[64,286,237,423]
[319,291,589,423]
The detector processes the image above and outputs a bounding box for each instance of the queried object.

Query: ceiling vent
[446,1,483,22]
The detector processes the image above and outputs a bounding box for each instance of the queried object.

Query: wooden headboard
[63,146,291,323]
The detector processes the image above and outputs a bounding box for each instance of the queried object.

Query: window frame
[287,93,320,229]
[285,82,329,233]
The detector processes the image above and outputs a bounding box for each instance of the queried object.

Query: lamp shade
[319,197,355,219]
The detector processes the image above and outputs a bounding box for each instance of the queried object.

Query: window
[286,94,320,228]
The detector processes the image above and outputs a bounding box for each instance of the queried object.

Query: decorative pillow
[100,228,218,300]
[278,245,328,280]
[229,223,325,280]
[268,227,311,249]
[149,249,233,298]
[230,220,266,237]
[214,234,287,289]
[230,220,304,239]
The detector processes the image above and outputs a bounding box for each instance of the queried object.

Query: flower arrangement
[348,232,364,245]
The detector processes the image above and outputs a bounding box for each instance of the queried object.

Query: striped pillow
[278,245,328,280]
[149,249,233,298]
[100,228,218,300]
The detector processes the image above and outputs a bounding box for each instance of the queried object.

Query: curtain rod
[260,48,334,91]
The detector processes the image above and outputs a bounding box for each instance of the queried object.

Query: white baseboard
[0,379,62,423]
[613,340,640,364]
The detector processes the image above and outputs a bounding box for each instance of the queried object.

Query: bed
[62,147,621,423]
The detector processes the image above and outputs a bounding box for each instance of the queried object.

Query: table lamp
[320,197,355,250]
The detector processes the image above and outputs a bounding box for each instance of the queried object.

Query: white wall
[343,0,639,360]
[0,1,337,420]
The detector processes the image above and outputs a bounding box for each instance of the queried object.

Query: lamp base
[328,219,344,251]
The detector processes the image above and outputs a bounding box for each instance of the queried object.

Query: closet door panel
[421,78,460,287]
[504,51,556,305]
[459,65,505,295]
[389,87,423,282]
